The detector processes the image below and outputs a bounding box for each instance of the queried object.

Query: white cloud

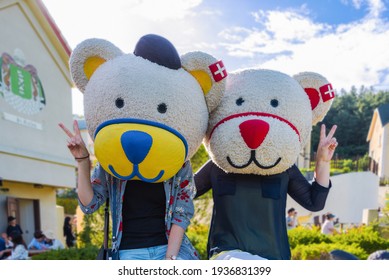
[42,0,207,51]
[220,9,331,58]
[124,0,203,21]
[341,0,386,17]
[341,0,364,9]
[252,8,329,42]
[366,0,386,17]
[218,3,389,91]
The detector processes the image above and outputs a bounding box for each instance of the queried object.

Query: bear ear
[181,51,227,112]
[69,38,123,93]
[293,72,335,125]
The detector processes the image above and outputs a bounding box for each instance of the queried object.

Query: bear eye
[236,97,245,106]
[271,99,279,108]
[115,98,124,109]
[157,103,167,114]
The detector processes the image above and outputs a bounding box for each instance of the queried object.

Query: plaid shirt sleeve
[78,163,109,214]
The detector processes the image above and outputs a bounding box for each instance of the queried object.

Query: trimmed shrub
[288,224,389,260]
[291,242,366,260]
[331,226,389,255]
[31,246,99,260]
[288,226,331,249]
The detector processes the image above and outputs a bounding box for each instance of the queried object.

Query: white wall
[286,171,379,224]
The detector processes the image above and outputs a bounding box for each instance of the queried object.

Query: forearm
[314,160,330,187]
[77,159,93,206]
[165,224,184,260]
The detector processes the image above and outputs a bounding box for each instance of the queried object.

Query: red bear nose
[239,119,270,149]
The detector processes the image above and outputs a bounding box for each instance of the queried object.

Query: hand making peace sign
[316,124,338,162]
[59,120,90,161]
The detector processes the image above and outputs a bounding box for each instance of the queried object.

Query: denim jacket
[79,161,199,260]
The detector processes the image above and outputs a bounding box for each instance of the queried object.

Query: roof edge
[25,0,72,85]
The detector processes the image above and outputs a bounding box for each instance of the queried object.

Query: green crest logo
[0,52,46,115]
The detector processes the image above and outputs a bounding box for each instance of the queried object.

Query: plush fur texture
[293,72,334,125]
[204,68,334,176]
[181,51,226,112]
[69,35,226,181]
[70,39,123,93]
[83,54,210,159]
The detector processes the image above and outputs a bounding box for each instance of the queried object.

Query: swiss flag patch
[319,83,335,102]
[209,60,227,82]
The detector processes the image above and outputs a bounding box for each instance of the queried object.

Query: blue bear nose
[120,131,153,164]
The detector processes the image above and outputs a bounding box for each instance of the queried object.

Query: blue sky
[41,0,389,115]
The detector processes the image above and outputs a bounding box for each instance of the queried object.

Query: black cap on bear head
[134,34,181,70]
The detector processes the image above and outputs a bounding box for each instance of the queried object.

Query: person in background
[286,208,298,230]
[63,217,76,248]
[1,232,13,249]
[28,230,49,250]
[321,213,338,235]
[4,231,28,260]
[0,233,6,259]
[6,216,23,237]
[43,230,64,250]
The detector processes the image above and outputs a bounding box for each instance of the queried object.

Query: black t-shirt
[119,180,167,250]
[6,224,23,237]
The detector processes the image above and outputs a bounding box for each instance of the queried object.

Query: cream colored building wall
[368,116,380,162]
[56,205,65,247]
[369,117,388,179]
[382,126,389,179]
[0,0,75,188]
[0,0,74,243]
[368,117,383,175]
[75,205,84,237]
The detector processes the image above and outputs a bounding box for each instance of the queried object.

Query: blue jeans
[119,245,168,260]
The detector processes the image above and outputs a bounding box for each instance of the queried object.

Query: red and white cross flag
[209,60,227,82]
[319,83,335,102]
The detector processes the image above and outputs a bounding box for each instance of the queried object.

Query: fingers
[320,124,326,140]
[73,120,81,136]
[59,123,74,138]
[327,125,337,139]
[320,124,337,141]
[328,137,338,151]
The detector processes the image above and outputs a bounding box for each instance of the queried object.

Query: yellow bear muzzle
[94,119,188,183]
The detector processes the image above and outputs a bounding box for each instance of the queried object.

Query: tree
[311,88,389,159]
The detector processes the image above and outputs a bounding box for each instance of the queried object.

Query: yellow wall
[2,180,58,230]
[56,205,65,247]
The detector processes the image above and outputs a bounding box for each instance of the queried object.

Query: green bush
[77,204,107,248]
[288,226,331,249]
[342,159,354,170]
[186,224,209,260]
[331,226,389,255]
[190,144,209,172]
[291,242,366,260]
[56,197,78,215]
[288,224,389,260]
[31,246,99,260]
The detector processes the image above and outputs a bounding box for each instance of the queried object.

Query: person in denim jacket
[78,160,199,260]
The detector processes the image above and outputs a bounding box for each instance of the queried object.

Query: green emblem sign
[0,52,46,115]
